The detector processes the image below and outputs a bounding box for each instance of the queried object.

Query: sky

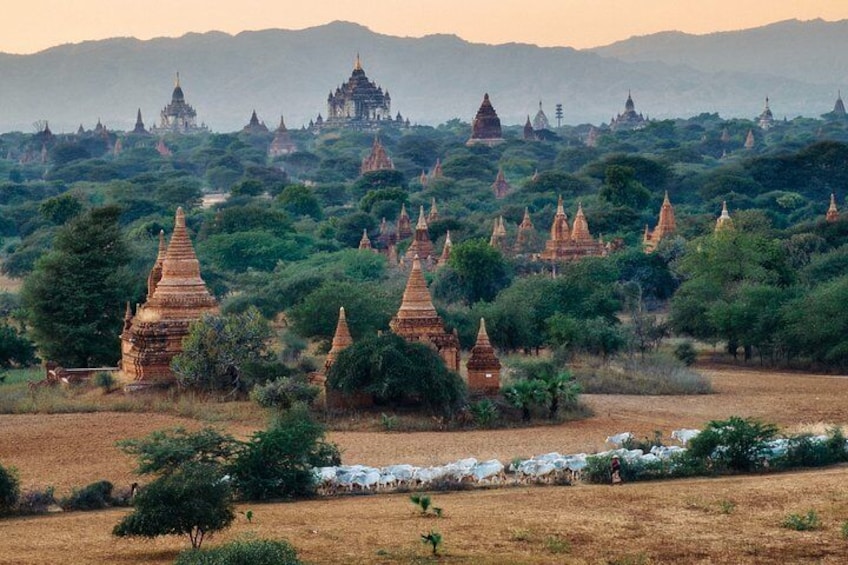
[2,1,848,54]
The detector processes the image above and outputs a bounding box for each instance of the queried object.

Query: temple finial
[354,53,362,71]
[175,72,180,88]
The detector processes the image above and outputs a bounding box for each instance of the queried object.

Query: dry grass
[2,366,848,563]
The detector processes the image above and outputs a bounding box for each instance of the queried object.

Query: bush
[782,510,821,531]
[688,416,778,472]
[229,408,339,501]
[469,398,500,428]
[62,480,113,511]
[583,452,706,484]
[574,355,711,395]
[94,371,116,392]
[0,463,20,513]
[777,427,848,469]
[173,538,302,565]
[17,486,56,514]
[250,376,319,411]
[674,341,698,366]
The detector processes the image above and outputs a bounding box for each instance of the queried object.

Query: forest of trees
[1,110,848,376]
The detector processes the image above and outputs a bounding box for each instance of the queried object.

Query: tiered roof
[269,116,297,157]
[467,93,504,146]
[358,228,373,250]
[757,97,775,130]
[361,137,394,174]
[324,307,353,372]
[406,206,434,261]
[428,198,439,223]
[541,197,607,261]
[643,192,676,252]
[397,204,413,240]
[242,110,269,134]
[489,216,508,250]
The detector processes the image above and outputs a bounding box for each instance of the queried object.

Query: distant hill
[0,20,843,133]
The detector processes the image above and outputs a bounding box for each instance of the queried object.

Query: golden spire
[571,202,593,242]
[827,193,839,222]
[175,72,180,88]
[475,317,492,348]
[715,201,734,231]
[358,228,372,250]
[354,53,362,71]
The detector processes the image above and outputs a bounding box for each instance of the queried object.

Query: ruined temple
[428,198,439,224]
[466,318,501,395]
[643,192,676,252]
[540,197,607,261]
[396,203,413,240]
[268,116,297,157]
[361,137,394,174]
[151,73,208,135]
[390,255,460,371]
[120,207,219,388]
[492,168,511,199]
[242,110,269,135]
[826,193,840,223]
[610,91,646,131]
[467,93,504,146]
[405,206,434,262]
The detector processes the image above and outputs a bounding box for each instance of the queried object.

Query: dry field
[2,366,848,564]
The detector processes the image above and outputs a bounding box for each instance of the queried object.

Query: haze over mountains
[0,19,844,133]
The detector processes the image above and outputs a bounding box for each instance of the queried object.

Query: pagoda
[492,168,511,199]
[396,203,413,240]
[826,193,840,223]
[585,126,600,147]
[523,116,535,140]
[323,55,400,130]
[151,73,208,135]
[324,307,353,373]
[268,116,297,157]
[540,197,607,261]
[610,91,646,131]
[643,192,676,252]
[532,101,550,131]
[131,109,149,135]
[823,91,847,121]
[120,207,219,388]
[361,136,394,174]
[744,129,756,149]
[467,93,504,146]
[405,206,434,261]
[466,318,501,395]
[358,228,373,250]
[439,231,453,265]
[428,198,439,223]
[515,208,536,253]
[390,255,460,371]
[241,110,269,135]
[430,158,444,180]
[757,97,775,130]
[156,138,172,157]
[489,216,508,250]
[715,201,734,231]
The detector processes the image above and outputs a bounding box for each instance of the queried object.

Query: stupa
[268,116,297,157]
[120,207,219,388]
[390,256,460,371]
[715,201,734,231]
[610,91,646,131]
[439,231,453,265]
[324,307,353,373]
[361,136,394,174]
[405,206,434,261]
[466,318,501,395]
[515,208,536,253]
[428,198,439,224]
[467,93,504,146]
[358,228,373,250]
[489,216,508,250]
[151,73,208,134]
[744,129,756,149]
[131,109,149,135]
[643,192,676,252]
[757,97,775,130]
[492,168,511,199]
[541,197,607,261]
[396,203,413,240]
[826,193,839,223]
[242,110,269,135]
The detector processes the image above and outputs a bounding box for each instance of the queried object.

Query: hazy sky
[3,1,848,54]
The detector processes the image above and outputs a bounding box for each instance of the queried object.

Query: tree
[510,360,580,419]
[278,184,322,220]
[688,416,778,472]
[171,307,273,393]
[503,379,547,421]
[229,408,340,501]
[39,193,83,225]
[326,333,466,416]
[0,323,37,368]
[21,205,133,366]
[173,539,303,565]
[113,462,234,549]
[0,463,19,514]
[447,239,512,304]
[117,427,238,477]
[599,165,650,209]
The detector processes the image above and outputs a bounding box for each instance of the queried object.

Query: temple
[361,136,394,174]
[466,318,501,395]
[533,101,550,131]
[320,55,405,130]
[523,116,535,140]
[324,307,353,373]
[151,73,208,135]
[120,207,219,388]
[489,216,507,250]
[428,198,439,224]
[744,129,756,149]
[396,203,413,240]
[757,97,775,130]
[390,255,460,371]
[358,228,373,250]
[515,208,536,253]
[467,93,504,146]
[715,201,734,231]
[439,231,453,265]
[405,206,434,262]
[131,109,149,135]
[643,192,676,252]
[823,91,846,120]
[241,110,269,135]
[268,116,297,157]
[826,193,840,223]
[610,91,646,131]
[540,197,607,261]
[492,168,511,199]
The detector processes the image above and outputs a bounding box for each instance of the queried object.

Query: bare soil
[1,365,848,564]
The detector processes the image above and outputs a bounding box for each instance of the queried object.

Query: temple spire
[325,306,353,372]
[416,205,428,230]
[827,193,839,223]
[715,201,734,231]
[395,255,438,320]
[354,53,362,71]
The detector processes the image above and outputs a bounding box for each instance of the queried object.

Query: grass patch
[0,367,42,386]
[575,355,712,395]
[782,510,822,531]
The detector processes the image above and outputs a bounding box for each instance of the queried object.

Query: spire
[325,306,354,372]
[358,228,372,250]
[520,207,533,230]
[277,115,287,131]
[175,72,180,89]
[492,167,510,198]
[148,207,215,305]
[744,129,755,149]
[466,317,501,394]
[397,203,412,240]
[416,205,428,230]
[146,230,168,299]
[354,53,362,71]
[571,202,593,242]
[475,318,492,348]
[439,231,453,265]
[827,193,839,223]
[428,197,439,223]
[715,201,734,231]
[394,256,438,321]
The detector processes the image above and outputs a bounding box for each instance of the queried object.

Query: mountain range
[0,19,844,133]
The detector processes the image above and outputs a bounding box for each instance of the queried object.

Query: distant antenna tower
[555,103,563,128]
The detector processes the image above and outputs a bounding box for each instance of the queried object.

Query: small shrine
[540,197,607,261]
[467,93,504,146]
[715,201,734,231]
[643,192,676,252]
[361,137,394,174]
[492,168,511,199]
[466,318,501,395]
[268,116,297,157]
[405,206,434,262]
[826,194,839,223]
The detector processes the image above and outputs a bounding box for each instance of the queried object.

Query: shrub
[421,530,443,556]
[574,355,711,395]
[782,510,821,531]
[688,416,778,472]
[841,520,848,540]
[0,463,20,513]
[674,341,698,366]
[94,371,116,392]
[583,452,706,484]
[17,486,56,514]
[173,538,302,565]
[469,398,500,428]
[62,480,113,511]
[117,427,238,477]
[250,377,319,411]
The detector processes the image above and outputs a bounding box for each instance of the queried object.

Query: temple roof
[171,72,184,103]
[715,201,734,231]
[550,195,570,240]
[394,255,439,321]
[533,100,550,130]
[325,306,353,371]
[570,203,593,242]
[492,168,510,199]
[834,92,846,116]
[827,193,839,222]
[358,228,372,250]
[468,93,504,144]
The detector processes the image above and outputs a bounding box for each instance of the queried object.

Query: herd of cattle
[311,428,703,495]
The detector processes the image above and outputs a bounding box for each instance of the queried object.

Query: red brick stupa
[120,207,219,389]
[467,93,504,146]
[466,318,501,395]
[405,206,434,262]
[643,192,676,252]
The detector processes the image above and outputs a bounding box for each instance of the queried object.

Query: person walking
[611,455,622,485]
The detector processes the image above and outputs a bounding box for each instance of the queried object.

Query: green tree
[39,193,84,225]
[171,307,272,393]
[688,416,778,473]
[599,165,650,209]
[0,323,37,368]
[277,184,322,220]
[447,239,512,304]
[21,206,133,366]
[173,538,303,565]
[0,462,20,514]
[503,379,547,421]
[113,462,234,549]
[117,428,238,477]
